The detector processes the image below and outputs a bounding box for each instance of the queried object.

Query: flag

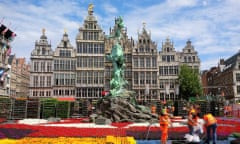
[1,27,8,35]
[8,32,16,41]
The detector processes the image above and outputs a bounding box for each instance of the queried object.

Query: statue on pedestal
[107,16,128,96]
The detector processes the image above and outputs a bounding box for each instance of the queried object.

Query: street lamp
[165,83,170,103]
[175,84,179,100]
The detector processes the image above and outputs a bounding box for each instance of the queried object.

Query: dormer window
[42,48,46,55]
[64,41,67,48]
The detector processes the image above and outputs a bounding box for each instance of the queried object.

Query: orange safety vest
[204,114,217,126]
[159,115,169,126]
[189,108,196,115]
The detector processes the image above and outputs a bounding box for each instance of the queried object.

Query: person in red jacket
[159,108,171,144]
[203,112,217,144]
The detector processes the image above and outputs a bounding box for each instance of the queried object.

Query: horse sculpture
[107,16,128,95]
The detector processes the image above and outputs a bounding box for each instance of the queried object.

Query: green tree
[178,64,202,100]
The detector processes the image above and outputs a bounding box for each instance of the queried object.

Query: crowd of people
[159,104,217,144]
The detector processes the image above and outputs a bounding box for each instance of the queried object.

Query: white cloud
[102,3,118,14]
[166,0,199,8]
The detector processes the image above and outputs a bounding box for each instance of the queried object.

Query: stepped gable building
[0,23,16,97]
[181,40,201,72]
[132,23,158,103]
[75,4,105,99]
[29,29,53,97]
[53,31,76,98]
[158,37,181,101]
[105,18,134,91]
[158,38,200,101]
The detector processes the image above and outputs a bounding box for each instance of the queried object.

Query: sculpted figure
[107,16,127,96]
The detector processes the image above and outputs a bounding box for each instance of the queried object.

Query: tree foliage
[178,64,203,100]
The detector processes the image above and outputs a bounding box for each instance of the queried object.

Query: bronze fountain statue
[95,16,158,123]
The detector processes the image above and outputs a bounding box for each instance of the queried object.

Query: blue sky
[1,0,240,71]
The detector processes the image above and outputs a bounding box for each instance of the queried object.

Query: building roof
[223,51,240,71]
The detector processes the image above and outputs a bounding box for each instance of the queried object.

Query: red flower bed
[0,117,239,139]
[0,124,126,137]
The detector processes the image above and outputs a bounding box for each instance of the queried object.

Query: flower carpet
[0,117,239,143]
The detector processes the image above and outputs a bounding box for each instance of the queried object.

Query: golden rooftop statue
[88,3,94,15]
[64,28,67,34]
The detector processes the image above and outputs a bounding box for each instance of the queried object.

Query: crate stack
[0,97,11,119]
[56,101,70,118]
[216,102,224,117]
[26,98,40,118]
[156,101,162,115]
[81,100,89,117]
[211,101,224,116]
[174,100,188,117]
[195,100,210,117]
[11,99,27,119]
[91,99,98,113]
[41,99,56,119]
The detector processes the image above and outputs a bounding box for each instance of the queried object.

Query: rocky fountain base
[92,89,158,124]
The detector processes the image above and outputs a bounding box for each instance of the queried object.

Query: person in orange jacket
[203,112,217,144]
[187,105,196,135]
[151,105,156,114]
[159,108,172,144]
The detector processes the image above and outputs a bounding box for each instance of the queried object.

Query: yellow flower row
[0,136,136,144]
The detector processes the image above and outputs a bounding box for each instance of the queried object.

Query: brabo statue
[95,16,158,122]
[107,16,128,96]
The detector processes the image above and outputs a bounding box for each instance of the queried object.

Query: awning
[56,97,75,102]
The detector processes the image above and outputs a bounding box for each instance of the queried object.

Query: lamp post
[165,83,170,103]
[175,84,179,100]
[145,84,149,105]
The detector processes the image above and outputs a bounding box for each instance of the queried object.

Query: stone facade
[29,5,201,102]
[132,24,158,104]
[202,53,240,103]
[75,6,105,99]
[158,39,200,102]
[53,32,76,98]
[16,58,30,97]
[29,29,53,97]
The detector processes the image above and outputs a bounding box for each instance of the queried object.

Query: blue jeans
[206,123,217,144]
[188,124,194,135]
